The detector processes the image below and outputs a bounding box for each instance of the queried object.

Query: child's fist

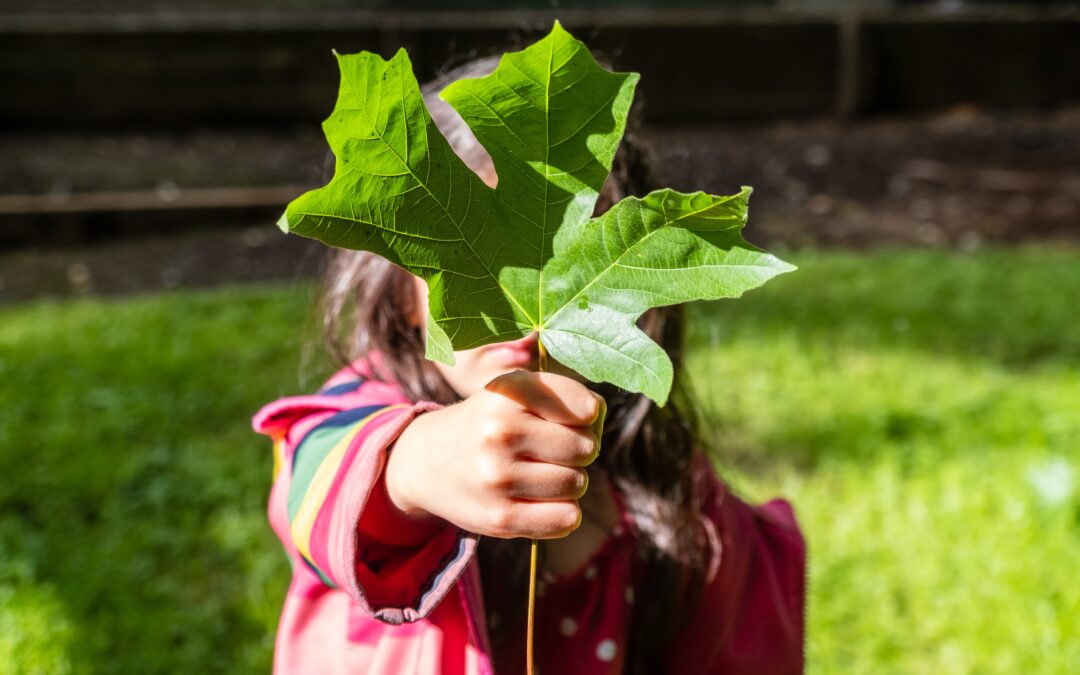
[385,371,606,539]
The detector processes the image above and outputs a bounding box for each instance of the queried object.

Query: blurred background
[2,1,1078,673]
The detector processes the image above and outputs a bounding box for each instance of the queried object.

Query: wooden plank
[1,8,1077,124]
[2,6,1077,35]
[0,185,316,215]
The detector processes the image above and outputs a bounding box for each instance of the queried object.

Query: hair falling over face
[320,56,710,674]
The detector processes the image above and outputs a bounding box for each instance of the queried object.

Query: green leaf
[279,21,794,405]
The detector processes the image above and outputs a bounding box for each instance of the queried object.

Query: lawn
[1,247,1077,673]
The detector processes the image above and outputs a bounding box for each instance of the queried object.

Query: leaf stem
[527,336,547,675]
[537,335,548,372]
[527,537,538,675]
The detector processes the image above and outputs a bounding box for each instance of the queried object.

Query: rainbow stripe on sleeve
[286,402,410,585]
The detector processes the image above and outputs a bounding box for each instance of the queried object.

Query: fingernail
[590,394,606,451]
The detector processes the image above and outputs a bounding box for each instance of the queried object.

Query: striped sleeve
[253,376,480,625]
[287,402,409,583]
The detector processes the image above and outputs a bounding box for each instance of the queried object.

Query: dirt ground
[2,107,1078,303]
[648,106,1080,248]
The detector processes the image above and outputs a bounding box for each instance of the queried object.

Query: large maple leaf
[279,21,794,405]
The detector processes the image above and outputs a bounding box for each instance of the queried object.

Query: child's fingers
[484,370,603,427]
[504,461,589,501]
[486,499,582,540]
[515,416,599,467]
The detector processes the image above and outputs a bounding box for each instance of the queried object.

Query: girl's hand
[385,370,606,539]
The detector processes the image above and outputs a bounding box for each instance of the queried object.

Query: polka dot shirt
[495,493,640,675]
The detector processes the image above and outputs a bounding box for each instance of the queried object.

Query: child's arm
[253,369,603,625]
[254,376,456,624]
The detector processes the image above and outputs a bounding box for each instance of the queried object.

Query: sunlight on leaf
[280,21,794,404]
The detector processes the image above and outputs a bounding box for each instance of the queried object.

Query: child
[254,58,805,675]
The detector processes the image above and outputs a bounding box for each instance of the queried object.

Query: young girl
[254,58,805,675]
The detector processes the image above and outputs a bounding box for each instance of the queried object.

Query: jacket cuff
[327,401,479,625]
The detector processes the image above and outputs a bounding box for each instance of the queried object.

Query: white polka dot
[584,565,597,580]
[559,617,578,637]
[595,639,618,662]
[625,586,634,604]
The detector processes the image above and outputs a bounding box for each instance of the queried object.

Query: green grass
[0,287,323,674]
[2,247,1078,673]
[687,247,1080,674]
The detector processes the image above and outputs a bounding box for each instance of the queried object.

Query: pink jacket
[253,367,806,674]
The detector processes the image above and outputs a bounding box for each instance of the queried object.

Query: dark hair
[321,56,709,674]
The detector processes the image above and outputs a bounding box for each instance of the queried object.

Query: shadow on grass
[689,247,1080,368]
[685,247,1080,472]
